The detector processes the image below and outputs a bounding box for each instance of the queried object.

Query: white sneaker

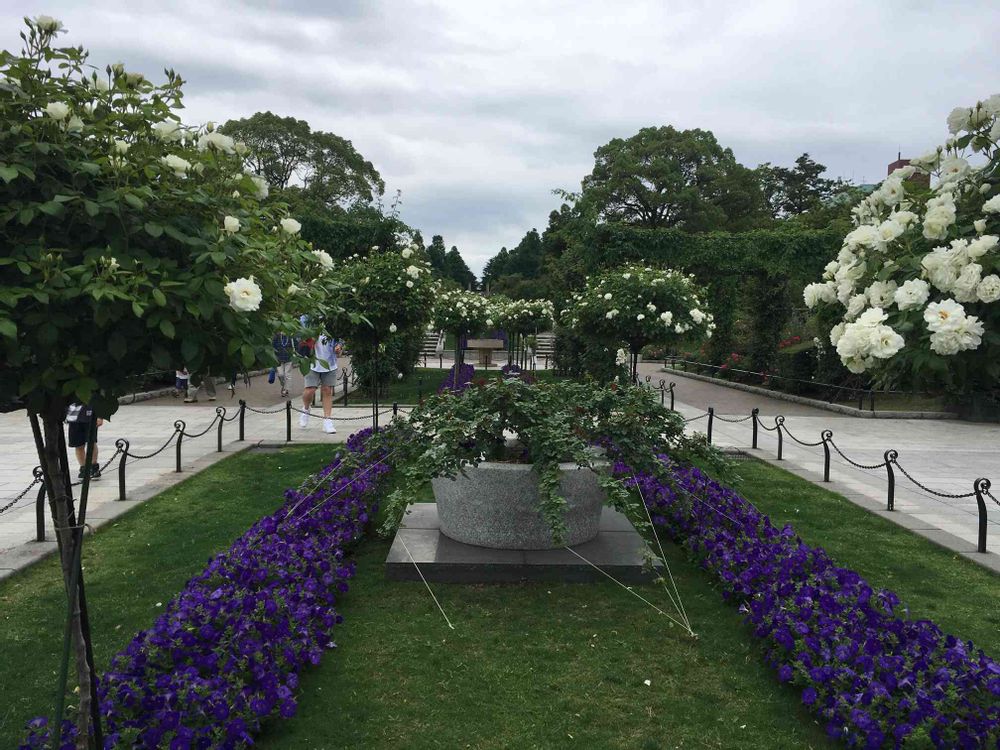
[299,409,310,428]
[323,418,337,434]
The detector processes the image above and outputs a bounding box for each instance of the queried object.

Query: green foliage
[376,379,712,543]
[0,22,340,418]
[756,153,851,219]
[577,126,769,232]
[553,327,625,383]
[296,206,408,262]
[220,111,383,210]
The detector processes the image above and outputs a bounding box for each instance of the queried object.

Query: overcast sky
[5,1,1000,274]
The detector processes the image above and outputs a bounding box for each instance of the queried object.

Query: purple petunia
[617,456,1000,749]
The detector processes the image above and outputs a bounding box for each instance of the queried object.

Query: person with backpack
[272,332,296,398]
[299,333,341,434]
[65,402,104,480]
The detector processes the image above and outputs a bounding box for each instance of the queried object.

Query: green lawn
[2,445,996,749]
[353,367,564,405]
[0,444,338,749]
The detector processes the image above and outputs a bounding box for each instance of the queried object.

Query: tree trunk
[34,409,94,748]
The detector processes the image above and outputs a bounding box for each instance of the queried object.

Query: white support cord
[399,534,455,630]
[631,474,692,633]
[561,545,695,636]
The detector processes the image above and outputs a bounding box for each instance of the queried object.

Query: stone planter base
[432,461,605,550]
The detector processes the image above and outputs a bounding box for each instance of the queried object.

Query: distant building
[888,153,931,189]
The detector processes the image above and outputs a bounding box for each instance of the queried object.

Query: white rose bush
[803,94,1000,397]
[431,289,493,366]
[0,17,342,742]
[563,265,713,379]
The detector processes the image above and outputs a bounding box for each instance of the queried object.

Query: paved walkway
[0,369,392,579]
[640,363,1000,569]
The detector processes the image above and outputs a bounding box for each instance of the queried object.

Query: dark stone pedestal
[385,504,661,583]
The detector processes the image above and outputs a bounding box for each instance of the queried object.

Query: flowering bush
[618,458,1000,749]
[803,94,1000,393]
[563,265,714,353]
[431,289,493,338]
[327,241,434,348]
[496,297,555,334]
[21,431,392,749]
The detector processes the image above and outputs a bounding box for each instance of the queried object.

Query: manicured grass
[356,367,563,405]
[0,444,338,748]
[727,458,999,654]
[256,484,832,750]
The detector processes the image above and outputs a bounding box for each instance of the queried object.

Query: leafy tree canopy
[220,111,384,211]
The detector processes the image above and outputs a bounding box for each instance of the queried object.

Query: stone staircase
[421,329,444,357]
[534,332,556,366]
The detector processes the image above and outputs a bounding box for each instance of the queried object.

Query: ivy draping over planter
[617,457,1000,749]
[570,225,841,369]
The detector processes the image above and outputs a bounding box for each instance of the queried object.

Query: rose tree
[431,289,492,365]
[0,17,339,743]
[563,265,714,378]
[803,93,1000,401]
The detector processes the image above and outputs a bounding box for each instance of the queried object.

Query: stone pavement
[639,363,1000,570]
[0,369,394,579]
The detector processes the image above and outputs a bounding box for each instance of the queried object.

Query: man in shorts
[300,333,341,434]
[66,402,104,480]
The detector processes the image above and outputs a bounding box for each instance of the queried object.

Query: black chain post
[238,400,246,441]
[34,466,45,542]
[115,438,128,501]
[216,408,224,452]
[884,449,897,510]
[418,376,424,404]
[707,407,714,445]
[751,408,759,449]
[973,478,990,553]
[285,399,292,442]
[775,416,784,460]
[174,420,185,473]
[670,382,675,411]
[393,402,398,417]
[342,369,349,407]
[822,430,832,482]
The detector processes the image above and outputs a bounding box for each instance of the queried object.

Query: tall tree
[445,246,477,289]
[426,234,448,277]
[577,125,767,231]
[221,111,384,210]
[482,246,510,288]
[507,229,544,278]
[756,153,847,218]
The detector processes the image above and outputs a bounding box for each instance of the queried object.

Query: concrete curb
[662,368,959,420]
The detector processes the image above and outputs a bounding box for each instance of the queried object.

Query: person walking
[66,402,104,480]
[300,333,341,434]
[272,332,296,398]
[184,370,217,403]
[174,368,189,398]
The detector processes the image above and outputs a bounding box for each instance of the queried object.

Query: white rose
[690,308,706,324]
[803,282,836,308]
[33,15,65,33]
[161,154,191,178]
[603,293,612,300]
[845,294,867,320]
[930,330,962,356]
[198,131,235,154]
[952,263,983,303]
[224,276,262,312]
[866,280,897,308]
[222,215,240,233]
[893,279,930,311]
[856,307,888,327]
[983,94,1000,117]
[280,217,301,235]
[622,273,631,279]
[938,157,971,185]
[66,115,84,133]
[659,311,673,324]
[922,207,956,240]
[646,303,656,312]
[876,219,904,244]
[946,106,971,134]
[405,265,421,279]
[605,309,618,319]
[974,219,987,234]
[406,280,414,288]
[983,195,1000,214]
[249,174,269,200]
[311,249,334,270]
[152,121,182,142]
[44,102,69,120]
[869,324,904,359]
[389,324,398,333]
[401,248,413,259]
[891,210,917,227]
[924,299,965,333]
[113,139,130,154]
[287,283,301,295]
[829,322,846,347]
[636,313,645,321]
[976,275,1000,303]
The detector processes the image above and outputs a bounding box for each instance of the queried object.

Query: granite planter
[432,461,606,550]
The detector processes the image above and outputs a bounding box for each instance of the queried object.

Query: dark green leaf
[144,221,163,238]
[159,319,175,339]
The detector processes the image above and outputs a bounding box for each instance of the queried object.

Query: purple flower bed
[618,456,1000,749]
[22,429,391,750]
[437,362,475,394]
